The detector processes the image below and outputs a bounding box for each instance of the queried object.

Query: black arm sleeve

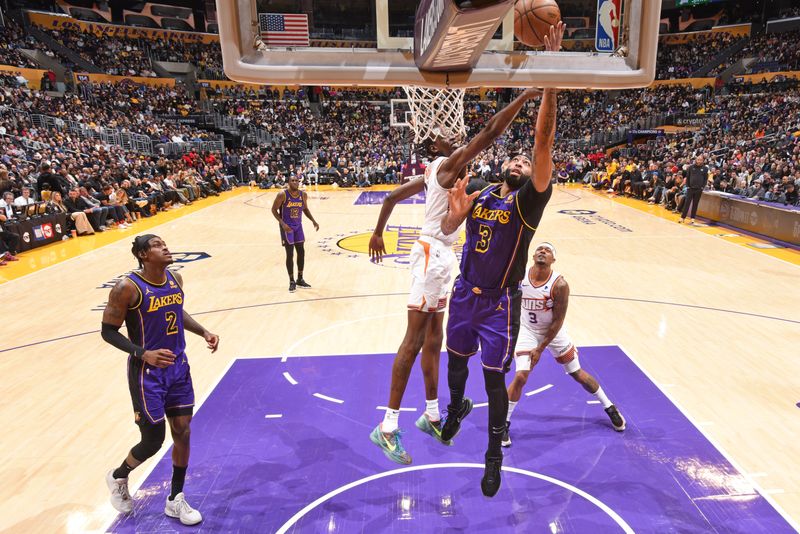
[516,180,553,230]
[101,322,145,359]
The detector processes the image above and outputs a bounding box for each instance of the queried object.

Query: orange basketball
[514,0,561,48]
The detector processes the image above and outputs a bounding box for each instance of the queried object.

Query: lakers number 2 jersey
[125,270,186,356]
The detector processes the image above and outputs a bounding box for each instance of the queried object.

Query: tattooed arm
[531,22,565,193]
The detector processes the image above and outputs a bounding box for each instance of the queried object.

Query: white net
[402,85,466,145]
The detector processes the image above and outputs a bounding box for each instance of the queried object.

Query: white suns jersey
[520,269,563,333]
[421,156,459,246]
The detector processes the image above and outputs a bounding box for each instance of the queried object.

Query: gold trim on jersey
[131,270,168,287]
[127,276,144,310]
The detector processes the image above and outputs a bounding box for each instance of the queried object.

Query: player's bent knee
[556,346,580,374]
[131,421,166,461]
[561,356,581,374]
[514,370,531,385]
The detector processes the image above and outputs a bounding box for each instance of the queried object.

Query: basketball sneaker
[501,421,512,448]
[105,470,133,514]
[165,492,202,525]
[481,452,503,497]
[605,405,626,432]
[415,413,453,446]
[370,425,412,465]
[296,278,312,288]
[440,397,473,442]
[289,281,296,292]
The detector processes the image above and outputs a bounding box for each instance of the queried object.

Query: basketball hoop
[401,85,467,145]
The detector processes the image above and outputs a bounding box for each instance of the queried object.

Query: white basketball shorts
[513,324,579,373]
[407,236,456,313]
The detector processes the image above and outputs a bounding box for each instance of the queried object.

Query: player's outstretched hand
[369,233,386,263]
[448,176,480,220]
[143,348,176,368]
[521,88,543,100]
[313,221,320,231]
[204,331,220,353]
[543,22,566,52]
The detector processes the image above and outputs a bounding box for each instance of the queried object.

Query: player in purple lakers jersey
[100,234,219,525]
[437,21,565,499]
[272,175,320,292]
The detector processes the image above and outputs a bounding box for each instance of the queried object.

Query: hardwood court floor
[0,185,798,532]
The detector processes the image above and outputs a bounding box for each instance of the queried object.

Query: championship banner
[27,12,219,44]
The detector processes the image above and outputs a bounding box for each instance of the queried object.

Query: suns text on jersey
[522,298,551,311]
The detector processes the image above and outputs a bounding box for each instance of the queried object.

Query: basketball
[514,0,562,48]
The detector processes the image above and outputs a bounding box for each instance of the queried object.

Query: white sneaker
[165,492,202,525]
[105,470,133,513]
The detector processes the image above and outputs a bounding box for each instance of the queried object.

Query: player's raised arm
[439,88,542,179]
[369,175,425,262]
[530,23,565,193]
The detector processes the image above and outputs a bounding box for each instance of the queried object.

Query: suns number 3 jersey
[421,156,460,246]
[460,180,553,289]
[520,269,562,333]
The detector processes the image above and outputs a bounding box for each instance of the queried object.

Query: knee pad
[131,421,166,462]
[556,347,581,374]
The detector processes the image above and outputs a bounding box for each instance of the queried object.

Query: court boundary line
[617,343,800,532]
[101,355,239,533]
[583,187,800,268]
[3,287,797,355]
[273,463,635,534]
[102,346,799,532]
[0,190,249,286]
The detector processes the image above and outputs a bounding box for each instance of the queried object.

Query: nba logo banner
[32,223,53,242]
[595,0,621,53]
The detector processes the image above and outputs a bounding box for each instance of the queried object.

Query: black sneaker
[605,405,626,432]
[296,278,311,288]
[481,453,503,497]
[289,281,297,292]
[440,397,473,442]
[501,421,511,448]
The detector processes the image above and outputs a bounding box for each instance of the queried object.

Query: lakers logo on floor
[319,225,464,268]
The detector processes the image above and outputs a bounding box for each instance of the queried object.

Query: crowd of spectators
[0,18,39,69]
[656,32,738,79]
[711,29,800,76]
[571,80,800,211]
[1,18,799,265]
[38,27,157,77]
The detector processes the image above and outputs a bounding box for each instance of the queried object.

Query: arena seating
[0,7,798,264]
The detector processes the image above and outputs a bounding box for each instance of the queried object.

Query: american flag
[258,13,309,47]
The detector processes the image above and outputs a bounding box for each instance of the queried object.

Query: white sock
[593,386,613,409]
[507,401,518,422]
[381,409,400,433]
[425,399,440,422]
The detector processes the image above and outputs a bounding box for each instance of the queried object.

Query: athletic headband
[131,234,158,256]
[537,242,556,259]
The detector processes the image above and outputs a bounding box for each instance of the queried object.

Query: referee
[680,155,709,225]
